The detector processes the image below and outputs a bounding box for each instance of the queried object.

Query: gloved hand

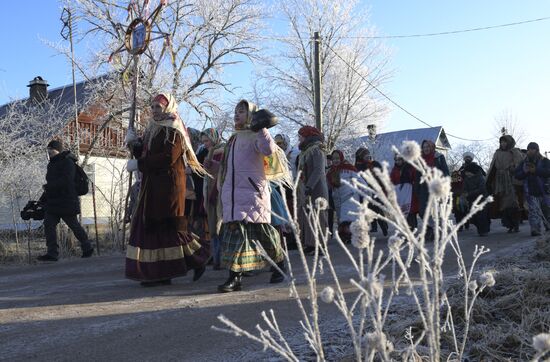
[250,109,278,132]
[124,128,139,145]
[126,159,138,172]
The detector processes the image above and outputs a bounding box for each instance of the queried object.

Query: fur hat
[47,140,64,152]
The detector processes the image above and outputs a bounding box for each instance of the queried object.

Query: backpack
[74,162,89,196]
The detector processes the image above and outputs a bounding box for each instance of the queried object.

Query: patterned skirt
[125,201,209,282]
[220,222,284,272]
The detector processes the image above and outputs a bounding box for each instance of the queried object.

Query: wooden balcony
[65,119,128,158]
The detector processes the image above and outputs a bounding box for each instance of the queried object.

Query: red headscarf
[326,150,357,188]
[421,140,436,167]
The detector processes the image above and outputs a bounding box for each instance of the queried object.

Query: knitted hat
[47,140,64,152]
[298,125,322,138]
[527,142,539,151]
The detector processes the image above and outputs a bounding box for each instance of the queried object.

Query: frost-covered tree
[493,109,527,148]
[446,141,493,172]
[66,0,265,121]
[0,97,73,242]
[255,0,392,151]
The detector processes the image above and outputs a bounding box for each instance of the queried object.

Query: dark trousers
[44,212,91,258]
[471,207,491,235]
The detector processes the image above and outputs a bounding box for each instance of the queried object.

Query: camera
[20,201,45,221]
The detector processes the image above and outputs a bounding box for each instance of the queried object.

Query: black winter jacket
[43,151,81,216]
[515,156,550,197]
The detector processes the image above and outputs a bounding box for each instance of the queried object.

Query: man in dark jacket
[515,142,550,236]
[37,140,94,261]
[462,163,491,236]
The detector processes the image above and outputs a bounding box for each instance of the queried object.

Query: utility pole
[313,31,322,132]
[60,7,80,157]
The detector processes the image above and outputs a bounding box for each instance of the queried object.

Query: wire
[325,43,494,142]
[247,16,550,44]
[341,16,550,39]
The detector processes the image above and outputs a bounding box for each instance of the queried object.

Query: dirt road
[0,226,536,361]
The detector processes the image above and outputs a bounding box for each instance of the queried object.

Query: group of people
[451,136,550,238]
[327,140,450,242]
[36,91,549,293]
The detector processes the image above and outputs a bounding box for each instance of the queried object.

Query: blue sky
[1,1,549,154]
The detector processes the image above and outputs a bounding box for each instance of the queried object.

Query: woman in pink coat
[218,100,286,292]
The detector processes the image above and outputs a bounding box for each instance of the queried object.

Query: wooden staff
[121,55,140,250]
[91,181,100,255]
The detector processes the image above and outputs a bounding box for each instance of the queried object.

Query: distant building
[358,126,451,164]
[0,75,129,229]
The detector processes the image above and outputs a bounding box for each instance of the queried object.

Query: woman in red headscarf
[390,154,419,230]
[418,139,450,240]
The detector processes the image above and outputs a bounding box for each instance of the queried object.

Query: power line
[258,15,550,41]
[247,15,550,44]
[324,43,494,143]
[341,16,550,39]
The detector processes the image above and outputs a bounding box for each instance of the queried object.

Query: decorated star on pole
[108,0,170,78]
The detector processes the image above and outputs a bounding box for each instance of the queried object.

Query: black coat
[43,151,80,216]
[463,172,488,203]
[515,156,550,197]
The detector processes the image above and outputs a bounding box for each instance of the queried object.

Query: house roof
[0,74,111,119]
[359,126,451,164]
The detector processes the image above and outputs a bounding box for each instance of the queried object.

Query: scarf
[326,150,357,188]
[299,135,324,151]
[202,127,221,145]
[298,138,324,173]
[235,99,257,130]
[143,93,209,177]
[421,140,436,167]
[275,133,291,153]
[203,128,225,167]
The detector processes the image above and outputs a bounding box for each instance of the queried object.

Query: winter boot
[425,226,435,243]
[269,262,286,284]
[380,221,389,237]
[193,265,206,282]
[218,271,242,293]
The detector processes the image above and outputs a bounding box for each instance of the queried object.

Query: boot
[269,262,286,284]
[193,265,206,282]
[380,221,389,237]
[218,271,242,293]
[425,226,434,243]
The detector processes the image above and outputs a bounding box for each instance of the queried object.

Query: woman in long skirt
[125,93,210,286]
[218,100,290,292]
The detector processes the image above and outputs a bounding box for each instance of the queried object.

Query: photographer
[36,140,94,261]
[515,142,550,237]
